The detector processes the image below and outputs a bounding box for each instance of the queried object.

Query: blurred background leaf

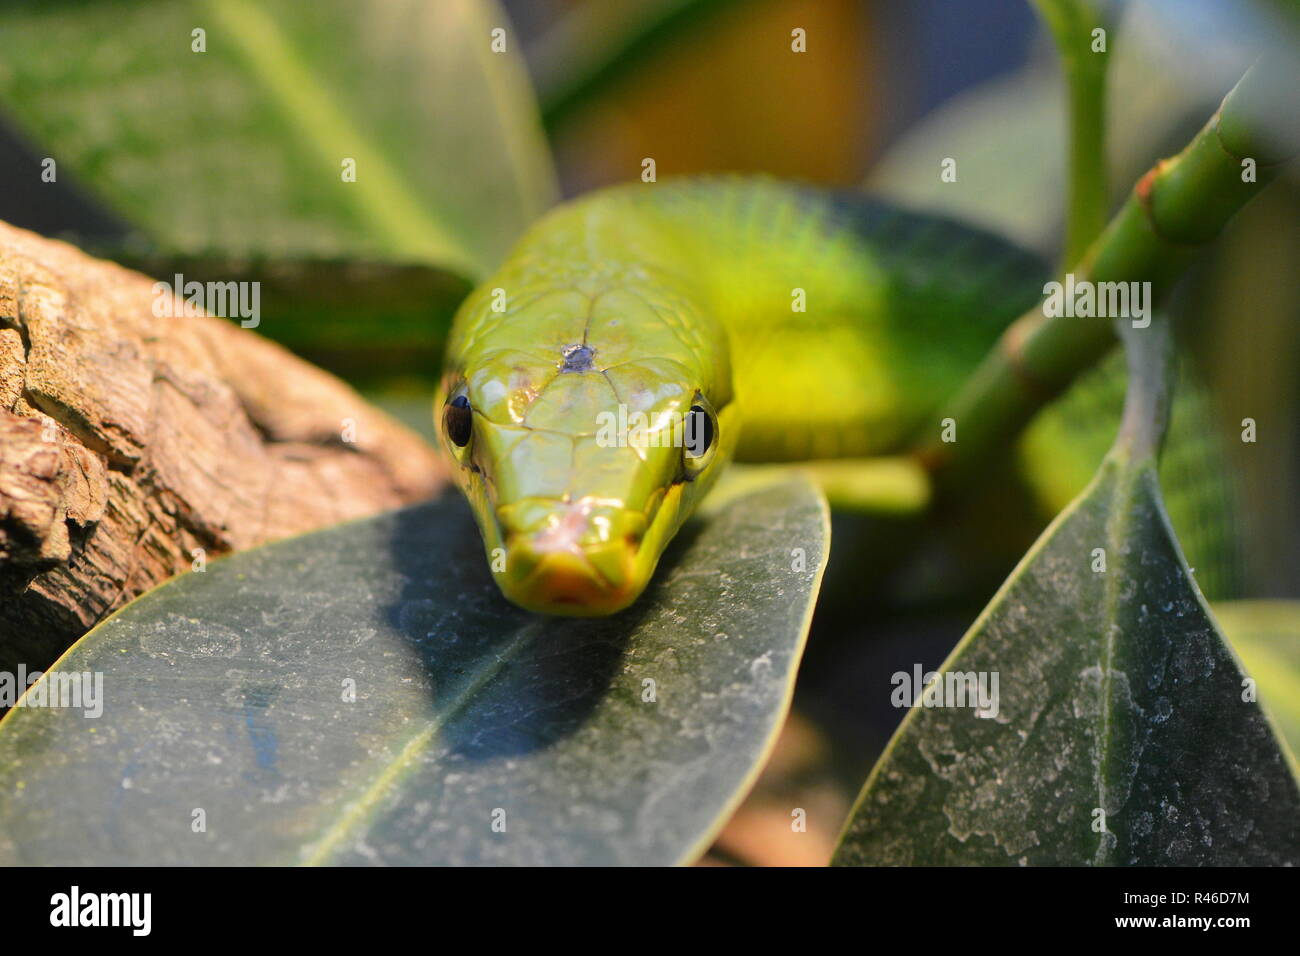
[529,0,745,132]
[0,0,556,278]
[532,0,880,193]
[1215,600,1300,758]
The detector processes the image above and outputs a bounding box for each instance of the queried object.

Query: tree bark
[0,221,448,674]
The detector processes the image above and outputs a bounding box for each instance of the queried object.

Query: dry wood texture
[0,221,447,674]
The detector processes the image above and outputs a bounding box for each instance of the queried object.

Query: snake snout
[494,497,648,615]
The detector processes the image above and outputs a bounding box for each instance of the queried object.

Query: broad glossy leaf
[0,476,828,865]
[833,321,1300,865]
[1214,600,1300,759]
[0,0,557,277]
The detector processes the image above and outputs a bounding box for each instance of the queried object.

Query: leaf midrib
[301,618,545,865]
[209,0,482,276]
[1094,458,1149,866]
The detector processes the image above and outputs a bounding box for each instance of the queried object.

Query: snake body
[436,176,1236,614]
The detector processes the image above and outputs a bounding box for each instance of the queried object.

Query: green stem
[1114,316,1174,463]
[1030,0,1112,267]
[919,54,1300,490]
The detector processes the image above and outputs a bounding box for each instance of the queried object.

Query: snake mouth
[504,544,640,615]
[482,486,684,617]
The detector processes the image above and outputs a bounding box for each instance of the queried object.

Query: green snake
[436,176,1237,615]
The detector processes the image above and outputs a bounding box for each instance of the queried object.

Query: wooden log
[0,221,448,674]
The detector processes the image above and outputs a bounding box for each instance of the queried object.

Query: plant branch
[1030,0,1113,268]
[917,53,1300,490]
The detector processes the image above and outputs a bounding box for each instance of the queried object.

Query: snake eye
[684,405,714,459]
[682,402,718,480]
[444,395,473,447]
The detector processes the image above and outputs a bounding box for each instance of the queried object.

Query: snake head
[437,346,733,616]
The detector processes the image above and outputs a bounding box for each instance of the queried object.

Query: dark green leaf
[0,476,828,865]
[833,321,1300,865]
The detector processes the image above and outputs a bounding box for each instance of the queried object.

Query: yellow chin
[486,482,687,617]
